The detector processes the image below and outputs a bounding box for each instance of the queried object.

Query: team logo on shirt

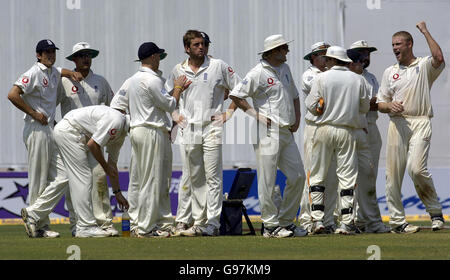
[71,86,79,93]
[21,77,30,85]
[109,128,117,136]
[42,78,49,87]
[267,77,275,87]
[393,73,400,80]
[228,67,235,77]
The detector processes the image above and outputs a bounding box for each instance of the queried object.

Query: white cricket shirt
[362,69,379,124]
[302,65,323,123]
[14,62,62,124]
[58,69,114,117]
[377,56,444,118]
[165,56,241,125]
[305,66,370,128]
[230,59,299,127]
[63,105,128,162]
[125,66,176,131]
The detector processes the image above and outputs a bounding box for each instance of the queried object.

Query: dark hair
[393,31,414,46]
[346,49,362,63]
[183,30,203,48]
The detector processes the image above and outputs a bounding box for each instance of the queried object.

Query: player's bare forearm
[230,96,251,113]
[417,21,444,68]
[61,68,83,82]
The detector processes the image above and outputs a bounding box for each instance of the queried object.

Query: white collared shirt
[305,65,370,128]
[58,69,114,117]
[230,60,299,127]
[377,56,445,118]
[302,65,323,123]
[14,62,62,124]
[165,56,241,125]
[362,69,379,123]
[116,66,176,130]
[63,105,128,162]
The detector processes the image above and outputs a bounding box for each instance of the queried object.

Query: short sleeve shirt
[14,62,62,124]
[377,56,445,118]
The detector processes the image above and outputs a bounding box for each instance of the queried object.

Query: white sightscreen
[0,0,344,170]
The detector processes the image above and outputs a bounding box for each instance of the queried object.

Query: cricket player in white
[53,105,129,237]
[377,22,445,233]
[8,39,82,238]
[299,42,340,234]
[59,42,117,236]
[347,41,391,234]
[230,34,307,238]
[20,42,119,237]
[165,30,241,237]
[305,46,371,235]
[123,42,191,237]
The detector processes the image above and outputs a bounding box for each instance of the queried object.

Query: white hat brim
[324,54,353,63]
[258,40,294,54]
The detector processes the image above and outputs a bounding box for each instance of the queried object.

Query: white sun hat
[323,46,353,63]
[66,42,99,61]
[349,40,377,52]
[303,41,330,60]
[258,34,293,54]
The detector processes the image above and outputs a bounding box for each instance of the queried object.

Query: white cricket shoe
[366,222,391,234]
[202,224,219,236]
[312,221,325,234]
[335,223,357,235]
[172,222,189,237]
[139,229,170,238]
[263,226,293,238]
[21,208,37,238]
[75,226,110,238]
[284,224,307,237]
[103,225,119,237]
[180,225,203,237]
[391,223,420,234]
[431,216,445,231]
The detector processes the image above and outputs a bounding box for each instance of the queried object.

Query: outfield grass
[0,222,448,260]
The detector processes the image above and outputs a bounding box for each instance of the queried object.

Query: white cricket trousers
[23,120,68,229]
[309,125,357,226]
[175,142,193,225]
[386,116,442,227]
[299,121,338,230]
[181,122,223,229]
[53,119,100,230]
[254,125,305,228]
[130,126,174,234]
[354,128,384,228]
[127,148,140,232]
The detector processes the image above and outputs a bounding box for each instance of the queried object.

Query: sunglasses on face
[74,52,93,58]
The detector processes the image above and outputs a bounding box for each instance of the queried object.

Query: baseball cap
[134,42,167,62]
[200,32,211,45]
[66,42,99,61]
[36,39,59,52]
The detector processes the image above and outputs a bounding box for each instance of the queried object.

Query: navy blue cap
[200,32,211,45]
[135,42,167,61]
[36,39,59,52]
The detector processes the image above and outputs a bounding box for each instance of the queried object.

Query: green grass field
[1,222,449,260]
